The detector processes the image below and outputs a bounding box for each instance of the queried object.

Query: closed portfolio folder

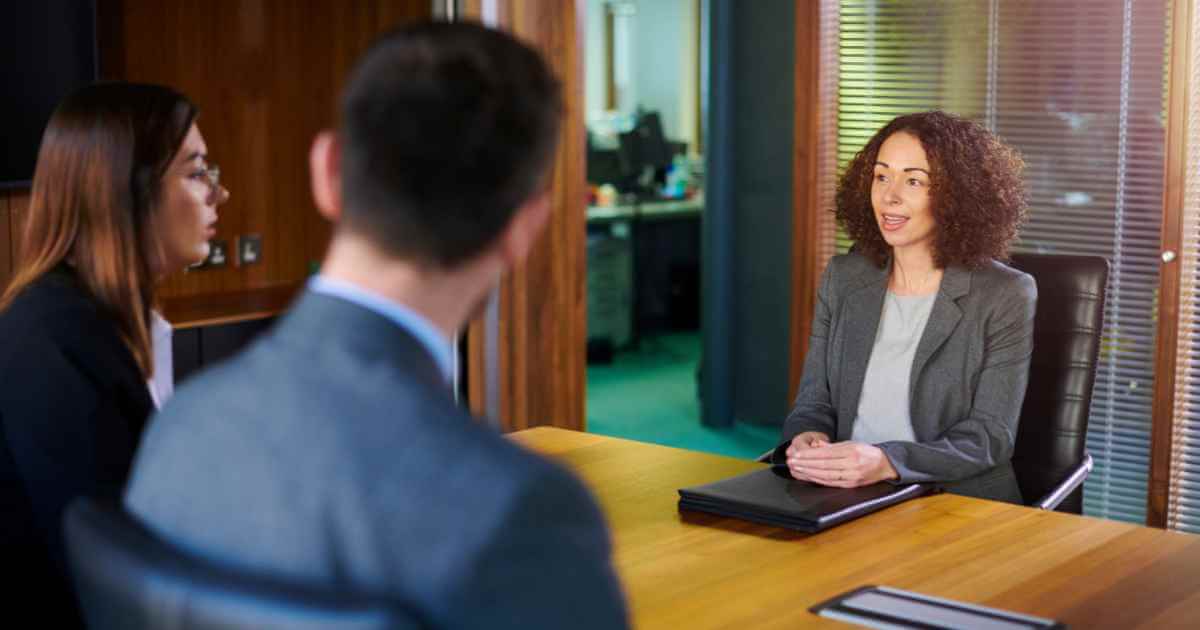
[678,466,936,533]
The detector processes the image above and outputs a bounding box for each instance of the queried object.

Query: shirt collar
[307,275,455,384]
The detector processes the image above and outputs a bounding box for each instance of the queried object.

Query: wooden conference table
[510,427,1200,629]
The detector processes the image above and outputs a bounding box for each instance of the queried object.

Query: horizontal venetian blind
[833,0,1171,524]
[996,0,1169,525]
[836,0,988,253]
[1167,0,1200,534]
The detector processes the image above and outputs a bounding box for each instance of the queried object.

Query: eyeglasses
[195,164,229,203]
[199,164,220,189]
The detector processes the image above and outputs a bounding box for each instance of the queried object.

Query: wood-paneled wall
[0,192,13,287]
[104,0,430,298]
[4,1,586,434]
[0,0,430,299]
[0,190,29,290]
[0,194,9,285]
[464,0,587,432]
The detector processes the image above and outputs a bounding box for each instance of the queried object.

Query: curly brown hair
[834,111,1028,269]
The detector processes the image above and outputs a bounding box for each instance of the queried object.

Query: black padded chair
[1008,253,1108,513]
[761,254,1108,513]
[63,498,418,630]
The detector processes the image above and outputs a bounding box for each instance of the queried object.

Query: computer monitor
[616,111,674,196]
[586,111,679,195]
[631,112,674,171]
[586,132,627,188]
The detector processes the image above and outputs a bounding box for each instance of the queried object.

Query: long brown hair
[0,83,197,377]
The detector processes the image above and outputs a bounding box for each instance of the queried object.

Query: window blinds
[835,1,988,253]
[832,0,1171,523]
[1167,0,1200,533]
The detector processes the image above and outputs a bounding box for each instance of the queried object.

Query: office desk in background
[586,196,703,350]
[586,195,704,224]
[511,428,1200,629]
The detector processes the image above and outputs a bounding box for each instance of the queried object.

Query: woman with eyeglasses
[0,82,228,625]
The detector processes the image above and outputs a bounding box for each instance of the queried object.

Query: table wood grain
[510,427,1200,629]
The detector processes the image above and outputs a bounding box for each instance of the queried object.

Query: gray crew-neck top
[851,291,937,445]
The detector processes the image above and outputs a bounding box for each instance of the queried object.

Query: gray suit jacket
[125,292,628,628]
[779,252,1037,503]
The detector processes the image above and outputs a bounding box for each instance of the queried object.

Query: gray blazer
[126,291,629,629]
[779,252,1037,503]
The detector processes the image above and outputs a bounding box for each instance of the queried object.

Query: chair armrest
[1035,452,1093,511]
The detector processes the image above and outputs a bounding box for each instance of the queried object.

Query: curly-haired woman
[776,110,1036,503]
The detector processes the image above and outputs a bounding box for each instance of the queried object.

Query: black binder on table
[677,466,936,533]
[810,585,1065,629]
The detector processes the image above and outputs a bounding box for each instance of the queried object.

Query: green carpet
[585,332,781,459]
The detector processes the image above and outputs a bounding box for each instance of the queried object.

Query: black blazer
[0,266,154,627]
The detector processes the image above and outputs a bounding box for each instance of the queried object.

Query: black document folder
[678,466,935,533]
[810,585,1065,629]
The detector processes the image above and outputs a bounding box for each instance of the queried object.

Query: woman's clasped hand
[785,432,899,487]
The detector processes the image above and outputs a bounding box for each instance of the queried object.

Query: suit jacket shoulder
[127,292,628,629]
[0,267,153,480]
[942,259,1037,331]
[824,251,887,295]
[972,258,1036,300]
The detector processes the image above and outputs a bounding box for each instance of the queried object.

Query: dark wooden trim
[464,0,587,433]
[464,0,502,422]
[8,191,29,272]
[160,284,301,330]
[1147,0,1193,529]
[465,318,487,417]
[95,0,126,80]
[788,0,824,403]
[0,193,11,290]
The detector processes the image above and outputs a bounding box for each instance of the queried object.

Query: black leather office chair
[63,498,417,630]
[762,254,1107,514]
[1008,253,1108,513]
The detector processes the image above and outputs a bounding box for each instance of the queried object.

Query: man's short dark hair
[339,21,563,267]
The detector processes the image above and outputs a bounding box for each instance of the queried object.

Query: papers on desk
[677,466,935,533]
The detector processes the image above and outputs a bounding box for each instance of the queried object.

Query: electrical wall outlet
[194,238,228,269]
[236,234,262,267]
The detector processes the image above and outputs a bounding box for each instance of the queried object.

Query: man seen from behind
[125,21,629,629]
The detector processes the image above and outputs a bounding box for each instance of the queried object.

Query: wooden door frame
[463,0,587,433]
[789,0,821,401]
[789,1,838,403]
[1147,0,1194,528]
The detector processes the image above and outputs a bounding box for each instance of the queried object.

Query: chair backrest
[1007,254,1108,514]
[63,498,418,630]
